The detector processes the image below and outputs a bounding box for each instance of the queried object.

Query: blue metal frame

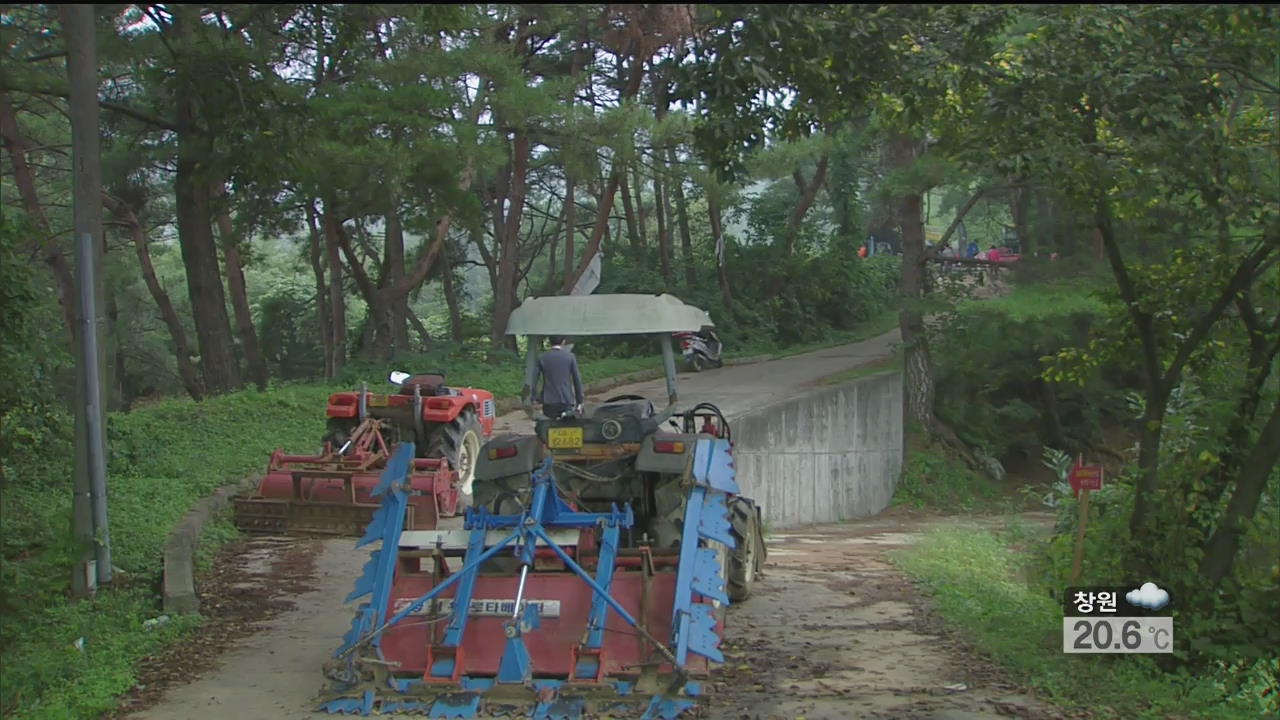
[322,437,745,719]
[585,519,622,649]
[669,437,738,666]
[332,443,415,665]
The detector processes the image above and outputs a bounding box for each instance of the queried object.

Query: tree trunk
[784,156,830,257]
[1198,400,1280,587]
[618,169,642,256]
[561,58,642,294]
[383,201,411,356]
[562,174,577,289]
[440,242,464,342]
[305,202,333,378]
[105,194,203,399]
[542,216,559,294]
[708,196,733,312]
[406,307,432,349]
[1008,181,1031,255]
[890,134,934,431]
[1201,305,1279,512]
[172,6,241,394]
[334,216,392,360]
[1038,378,1071,451]
[563,170,622,294]
[764,154,830,299]
[490,130,531,354]
[669,148,696,292]
[1093,197,1167,548]
[631,162,648,248]
[0,91,78,346]
[106,294,125,411]
[653,167,671,284]
[322,202,347,376]
[1063,204,1077,255]
[215,209,269,391]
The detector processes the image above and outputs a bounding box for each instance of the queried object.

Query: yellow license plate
[367,395,388,407]
[547,427,583,449]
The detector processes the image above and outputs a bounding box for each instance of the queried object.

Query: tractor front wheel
[427,408,484,497]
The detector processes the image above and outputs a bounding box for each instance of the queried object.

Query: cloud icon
[1126,582,1170,610]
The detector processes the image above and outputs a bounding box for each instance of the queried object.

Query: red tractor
[233,371,497,536]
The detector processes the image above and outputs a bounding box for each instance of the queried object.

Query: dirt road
[117,329,1053,720]
[709,513,1060,720]
[123,512,1060,720]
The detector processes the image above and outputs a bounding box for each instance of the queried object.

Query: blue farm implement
[317,435,748,719]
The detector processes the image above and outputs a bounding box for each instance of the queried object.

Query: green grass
[769,308,901,359]
[892,529,1268,719]
[822,347,904,386]
[958,280,1107,321]
[892,436,1007,512]
[718,308,900,362]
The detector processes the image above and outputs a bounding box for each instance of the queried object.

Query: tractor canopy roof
[505,293,714,336]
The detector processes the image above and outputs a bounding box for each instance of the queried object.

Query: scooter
[674,327,724,372]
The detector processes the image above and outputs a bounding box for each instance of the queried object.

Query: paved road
[127,330,949,720]
[494,327,901,435]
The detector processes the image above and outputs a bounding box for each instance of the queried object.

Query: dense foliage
[1,3,1275,718]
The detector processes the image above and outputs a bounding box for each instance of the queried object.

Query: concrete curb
[162,475,259,614]
[162,353,781,614]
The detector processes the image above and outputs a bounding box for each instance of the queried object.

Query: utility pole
[61,3,112,596]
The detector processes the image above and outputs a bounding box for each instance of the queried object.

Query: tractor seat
[396,373,449,396]
[591,399,654,421]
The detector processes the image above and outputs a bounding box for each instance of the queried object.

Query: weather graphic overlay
[1062,582,1173,654]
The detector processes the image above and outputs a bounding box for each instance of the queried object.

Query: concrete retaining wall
[730,371,903,529]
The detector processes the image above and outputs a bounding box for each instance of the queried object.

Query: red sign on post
[1068,462,1104,583]
[1069,465,1104,495]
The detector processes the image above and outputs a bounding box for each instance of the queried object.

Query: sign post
[1068,459,1104,584]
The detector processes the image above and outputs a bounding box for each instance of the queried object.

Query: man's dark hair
[549,336,567,347]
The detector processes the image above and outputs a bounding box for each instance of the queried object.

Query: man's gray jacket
[533,347,584,406]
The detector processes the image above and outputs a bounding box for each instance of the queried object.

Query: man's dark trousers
[543,403,573,418]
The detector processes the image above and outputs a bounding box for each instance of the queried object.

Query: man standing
[532,336,584,419]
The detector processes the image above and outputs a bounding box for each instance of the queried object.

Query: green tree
[976,5,1278,579]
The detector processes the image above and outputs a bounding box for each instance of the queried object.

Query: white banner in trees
[570,250,602,296]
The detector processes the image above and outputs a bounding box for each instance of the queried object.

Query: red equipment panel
[325,387,497,436]
[380,570,715,679]
[253,455,461,529]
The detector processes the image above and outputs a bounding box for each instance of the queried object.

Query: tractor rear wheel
[727,499,761,601]
[471,474,526,514]
[322,418,357,453]
[427,408,484,496]
[649,475,687,549]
